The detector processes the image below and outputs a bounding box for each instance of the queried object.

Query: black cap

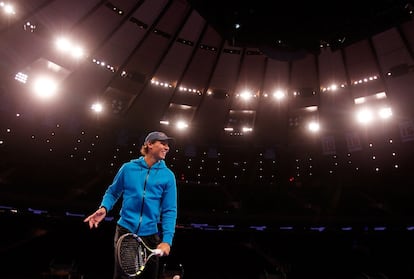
[144,131,174,144]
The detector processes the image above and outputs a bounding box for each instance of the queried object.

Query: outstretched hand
[83,207,107,229]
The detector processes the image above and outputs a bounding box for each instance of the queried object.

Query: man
[84,131,177,279]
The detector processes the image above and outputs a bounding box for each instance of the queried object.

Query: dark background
[1,0,414,278]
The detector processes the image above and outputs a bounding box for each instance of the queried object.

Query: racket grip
[154,249,164,256]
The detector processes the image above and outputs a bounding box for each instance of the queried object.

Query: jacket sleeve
[100,164,125,212]
[160,171,177,245]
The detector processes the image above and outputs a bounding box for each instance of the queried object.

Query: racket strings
[118,236,146,275]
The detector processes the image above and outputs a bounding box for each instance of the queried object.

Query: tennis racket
[116,233,163,277]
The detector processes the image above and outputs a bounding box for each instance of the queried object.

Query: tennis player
[84,131,178,279]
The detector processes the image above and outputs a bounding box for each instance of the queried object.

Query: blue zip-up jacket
[100,156,177,245]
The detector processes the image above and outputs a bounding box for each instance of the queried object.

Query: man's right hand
[83,206,107,229]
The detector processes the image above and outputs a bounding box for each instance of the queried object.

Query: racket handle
[154,249,164,256]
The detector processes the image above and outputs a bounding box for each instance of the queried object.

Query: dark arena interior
[1,0,414,278]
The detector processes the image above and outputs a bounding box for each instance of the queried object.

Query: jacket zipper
[136,168,150,234]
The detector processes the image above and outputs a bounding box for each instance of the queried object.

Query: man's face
[148,140,170,160]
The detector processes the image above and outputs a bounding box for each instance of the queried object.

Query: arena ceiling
[188,0,412,52]
[1,0,414,227]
